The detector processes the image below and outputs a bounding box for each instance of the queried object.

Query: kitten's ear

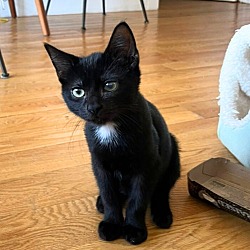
[104,22,139,68]
[44,43,79,82]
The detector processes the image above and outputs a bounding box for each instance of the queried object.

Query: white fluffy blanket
[218,24,250,167]
[218,24,250,127]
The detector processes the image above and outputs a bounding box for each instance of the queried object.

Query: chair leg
[139,0,149,23]
[8,0,17,18]
[82,0,147,30]
[82,0,87,30]
[102,0,106,15]
[0,50,10,79]
[45,0,52,15]
[35,0,50,36]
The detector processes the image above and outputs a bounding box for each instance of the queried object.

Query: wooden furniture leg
[8,0,17,18]
[35,0,50,36]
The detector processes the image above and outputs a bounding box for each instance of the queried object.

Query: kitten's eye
[71,88,85,98]
[104,82,118,92]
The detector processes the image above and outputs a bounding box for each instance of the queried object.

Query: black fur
[44,22,180,245]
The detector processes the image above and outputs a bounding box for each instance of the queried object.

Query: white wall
[0,0,159,17]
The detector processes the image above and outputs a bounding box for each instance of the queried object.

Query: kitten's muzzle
[87,103,103,115]
[86,107,116,124]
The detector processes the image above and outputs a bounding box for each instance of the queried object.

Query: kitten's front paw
[98,221,122,241]
[152,211,173,229]
[123,225,147,245]
[96,196,104,214]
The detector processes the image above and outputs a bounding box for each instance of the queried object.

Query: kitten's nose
[87,103,102,115]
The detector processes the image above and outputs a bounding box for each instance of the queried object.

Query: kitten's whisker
[63,112,78,129]
[70,119,83,142]
[67,117,84,163]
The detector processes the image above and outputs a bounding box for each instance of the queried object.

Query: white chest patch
[95,122,119,145]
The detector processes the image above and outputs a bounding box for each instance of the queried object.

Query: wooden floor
[1,0,250,249]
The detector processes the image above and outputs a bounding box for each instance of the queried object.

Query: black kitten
[44,22,180,245]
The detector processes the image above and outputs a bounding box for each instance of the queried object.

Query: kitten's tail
[169,134,181,183]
